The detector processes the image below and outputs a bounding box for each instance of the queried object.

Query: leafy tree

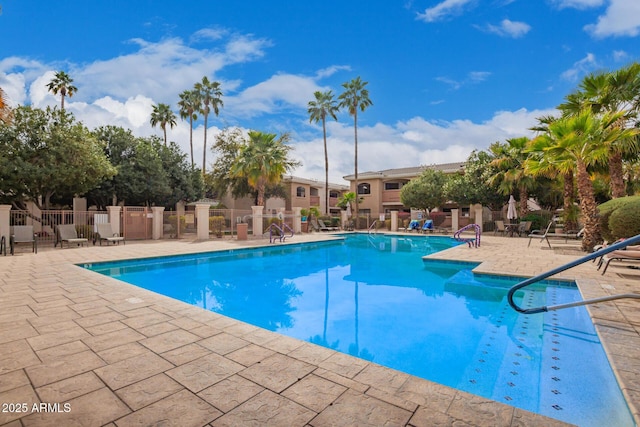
[444,150,503,210]
[46,71,77,110]
[208,127,252,199]
[178,89,199,169]
[156,141,204,207]
[308,90,339,214]
[0,86,11,124]
[230,131,301,207]
[0,106,115,209]
[338,77,372,226]
[400,168,448,214]
[150,103,177,146]
[194,77,223,175]
[489,137,537,216]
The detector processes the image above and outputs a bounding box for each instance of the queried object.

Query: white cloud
[416,0,475,22]
[584,0,640,38]
[612,50,628,61]
[315,65,352,80]
[436,71,491,90]
[560,53,597,80]
[551,0,604,9]
[482,19,532,38]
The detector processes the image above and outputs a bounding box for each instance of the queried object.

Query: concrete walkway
[0,233,637,426]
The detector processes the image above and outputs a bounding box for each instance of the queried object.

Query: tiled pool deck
[0,233,638,426]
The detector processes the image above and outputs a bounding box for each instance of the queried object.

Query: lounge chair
[494,220,506,236]
[421,219,434,233]
[517,221,532,237]
[528,222,582,248]
[408,220,420,232]
[95,223,125,246]
[10,225,37,254]
[599,250,640,275]
[318,219,338,231]
[310,218,328,232]
[55,224,88,248]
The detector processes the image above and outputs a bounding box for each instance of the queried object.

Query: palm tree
[526,116,579,231]
[544,109,639,251]
[338,77,372,228]
[489,137,537,216]
[230,131,301,207]
[150,103,177,146]
[308,90,339,215]
[194,77,223,175]
[558,63,640,198]
[0,86,11,123]
[46,71,77,110]
[178,89,199,169]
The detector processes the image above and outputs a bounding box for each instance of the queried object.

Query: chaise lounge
[55,224,88,248]
[94,223,125,245]
[528,222,582,248]
[10,225,38,255]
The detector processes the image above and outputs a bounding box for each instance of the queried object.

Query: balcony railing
[382,190,401,203]
[310,196,320,206]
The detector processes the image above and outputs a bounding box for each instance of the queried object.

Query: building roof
[342,162,465,181]
[282,175,350,190]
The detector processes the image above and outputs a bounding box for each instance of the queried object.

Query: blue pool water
[83,234,634,427]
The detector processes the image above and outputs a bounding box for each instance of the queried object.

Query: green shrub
[608,198,640,240]
[266,217,282,236]
[521,210,552,232]
[598,195,640,241]
[209,216,226,237]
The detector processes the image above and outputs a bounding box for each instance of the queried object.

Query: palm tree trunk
[576,160,600,251]
[609,151,626,198]
[518,187,528,216]
[563,171,578,231]
[202,113,208,176]
[189,116,194,169]
[353,109,359,229]
[163,126,167,146]
[323,117,329,215]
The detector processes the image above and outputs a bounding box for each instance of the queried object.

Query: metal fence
[10,209,106,245]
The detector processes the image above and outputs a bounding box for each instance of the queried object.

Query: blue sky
[1,0,639,183]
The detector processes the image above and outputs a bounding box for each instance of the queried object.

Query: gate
[122,207,152,240]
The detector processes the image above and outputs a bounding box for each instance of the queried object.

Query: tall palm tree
[150,103,177,146]
[558,63,640,198]
[0,86,11,123]
[46,71,77,110]
[338,77,372,227]
[194,77,223,175]
[308,90,339,215]
[230,131,300,207]
[526,116,579,231]
[178,89,199,169]
[544,109,638,251]
[489,136,536,216]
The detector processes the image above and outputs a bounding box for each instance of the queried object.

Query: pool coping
[0,233,636,426]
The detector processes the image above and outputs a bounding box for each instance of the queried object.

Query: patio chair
[494,220,506,236]
[318,219,338,231]
[310,218,328,232]
[10,225,38,255]
[421,219,434,233]
[528,221,582,248]
[95,223,125,246]
[599,250,640,275]
[517,221,532,237]
[55,224,88,248]
[408,220,420,232]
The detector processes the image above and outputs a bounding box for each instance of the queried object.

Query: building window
[329,191,340,198]
[296,186,306,197]
[357,183,371,195]
[384,182,401,190]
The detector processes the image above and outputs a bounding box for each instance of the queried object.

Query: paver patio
[0,232,638,426]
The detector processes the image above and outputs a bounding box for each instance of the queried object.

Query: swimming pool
[83,234,634,426]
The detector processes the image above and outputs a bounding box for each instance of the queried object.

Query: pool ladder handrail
[454,223,481,247]
[368,220,378,234]
[507,234,640,314]
[268,222,294,243]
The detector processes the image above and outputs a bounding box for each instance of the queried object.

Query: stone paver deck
[0,232,638,426]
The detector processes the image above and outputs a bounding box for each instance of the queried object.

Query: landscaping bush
[607,198,640,240]
[209,216,225,237]
[598,195,640,241]
[266,217,282,236]
[521,210,552,232]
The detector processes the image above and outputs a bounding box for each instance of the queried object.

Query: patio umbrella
[346,203,352,218]
[507,195,518,220]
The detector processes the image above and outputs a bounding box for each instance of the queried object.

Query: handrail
[368,220,378,234]
[507,234,640,314]
[268,222,294,243]
[454,223,481,248]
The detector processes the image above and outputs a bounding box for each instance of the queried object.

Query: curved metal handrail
[507,234,640,314]
[368,220,378,234]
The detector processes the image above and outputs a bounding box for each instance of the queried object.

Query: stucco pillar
[73,197,87,225]
[0,205,10,245]
[293,207,302,233]
[151,206,165,240]
[391,211,398,232]
[473,204,484,232]
[107,206,122,235]
[252,206,263,236]
[451,208,459,232]
[195,203,210,240]
[341,210,348,229]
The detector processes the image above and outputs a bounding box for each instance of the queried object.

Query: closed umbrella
[507,195,518,221]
